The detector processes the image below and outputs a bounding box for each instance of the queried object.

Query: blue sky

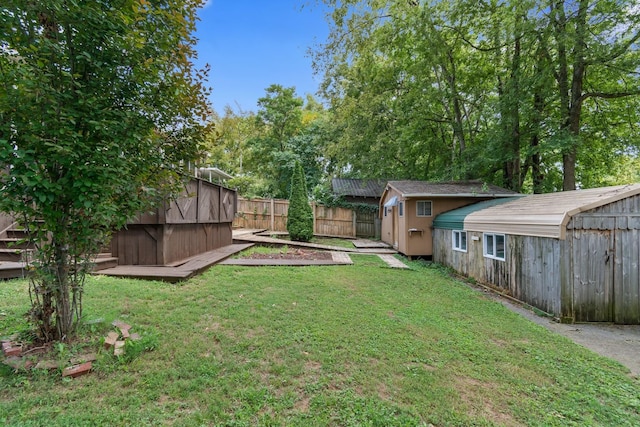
[195,1,330,113]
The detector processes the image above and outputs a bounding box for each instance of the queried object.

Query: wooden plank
[615,227,640,323]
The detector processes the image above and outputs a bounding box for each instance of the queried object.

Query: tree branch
[579,90,640,103]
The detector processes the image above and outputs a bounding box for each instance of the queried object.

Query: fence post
[270,198,275,231]
[352,210,357,237]
[312,202,317,235]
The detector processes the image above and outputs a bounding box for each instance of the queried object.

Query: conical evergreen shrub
[287,161,314,242]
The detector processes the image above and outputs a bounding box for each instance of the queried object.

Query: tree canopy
[312,0,640,192]
[0,0,210,341]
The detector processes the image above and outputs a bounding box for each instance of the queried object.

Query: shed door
[571,229,614,322]
[613,217,640,324]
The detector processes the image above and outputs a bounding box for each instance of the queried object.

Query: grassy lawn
[1,255,639,426]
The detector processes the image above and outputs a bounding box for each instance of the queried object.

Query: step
[91,256,119,271]
[0,248,26,262]
[0,238,34,250]
[6,228,31,239]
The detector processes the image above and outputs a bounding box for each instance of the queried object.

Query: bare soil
[244,248,332,261]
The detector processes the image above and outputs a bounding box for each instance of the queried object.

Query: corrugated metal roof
[386,180,518,197]
[433,197,523,230]
[464,184,640,239]
[332,178,387,198]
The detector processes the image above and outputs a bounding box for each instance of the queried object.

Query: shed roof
[464,184,640,239]
[385,180,518,198]
[433,197,523,230]
[332,178,387,198]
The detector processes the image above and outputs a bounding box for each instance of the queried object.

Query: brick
[114,340,125,356]
[104,331,119,349]
[129,333,141,341]
[62,361,92,378]
[3,345,22,357]
[112,320,131,332]
[119,328,130,339]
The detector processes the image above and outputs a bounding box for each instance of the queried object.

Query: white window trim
[452,230,467,252]
[483,232,506,261]
[416,200,433,217]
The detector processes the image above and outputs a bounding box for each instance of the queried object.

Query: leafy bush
[287,161,313,242]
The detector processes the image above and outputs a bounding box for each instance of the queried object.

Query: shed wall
[433,229,562,317]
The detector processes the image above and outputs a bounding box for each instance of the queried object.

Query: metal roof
[332,178,387,198]
[386,180,519,198]
[432,197,523,230]
[464,184,640,239]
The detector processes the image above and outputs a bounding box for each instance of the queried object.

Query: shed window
[452,230,467,252]
[483,233,505,261]
[398,202,404,217]
[416,200,432,217]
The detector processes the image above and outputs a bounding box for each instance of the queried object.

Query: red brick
[119,328,130,339]
[3,345,22,357]
[62,361,92,378]
[104,331,119,349]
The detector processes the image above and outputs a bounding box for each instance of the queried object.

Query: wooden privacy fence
[233,197,380,238]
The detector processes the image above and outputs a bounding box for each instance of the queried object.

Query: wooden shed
[110,177,237,266]
[379,181,518,258]
[432,184,640,324]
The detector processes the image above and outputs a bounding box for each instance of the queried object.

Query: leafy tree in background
[314,0,640,192]
[287,161,314,242]
[0,0,209,342]
[241,85,327,199]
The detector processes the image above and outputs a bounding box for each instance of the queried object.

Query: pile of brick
[104,320,141,356]
[1,320,141,378]
[1,337,96,378]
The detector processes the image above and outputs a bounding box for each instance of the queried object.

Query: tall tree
[314,0,640,191]
[0,0,210,342]
[287,160,314,242]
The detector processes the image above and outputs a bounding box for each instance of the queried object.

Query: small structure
[331,178,387,206]
[432,184,640,324]
[379,180,518,258]
[110,177,237,266]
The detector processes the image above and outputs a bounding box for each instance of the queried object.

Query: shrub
[287,161,313,242]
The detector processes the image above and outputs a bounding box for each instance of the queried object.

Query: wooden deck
[95,243,253,282]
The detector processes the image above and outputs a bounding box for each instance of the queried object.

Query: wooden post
[352,210,357,237]
[312,202,317,235]
[270,198,275,231]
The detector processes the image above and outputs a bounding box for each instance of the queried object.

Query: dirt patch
[243,249,332,261]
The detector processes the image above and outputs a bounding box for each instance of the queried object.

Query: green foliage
[0,0,210,342]
[286,161,314,242]
[314,0,640,192]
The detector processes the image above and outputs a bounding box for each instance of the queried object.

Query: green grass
[1,258,639,426]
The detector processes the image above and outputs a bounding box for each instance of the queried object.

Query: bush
[287,161,313,242]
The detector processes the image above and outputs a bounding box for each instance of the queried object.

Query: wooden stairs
[0,222,118,280]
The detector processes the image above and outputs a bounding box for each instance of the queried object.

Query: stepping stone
[331,252,353,264]
[378,254,409,269]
